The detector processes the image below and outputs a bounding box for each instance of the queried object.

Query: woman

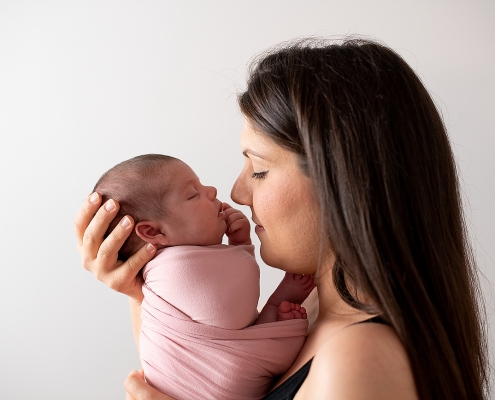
[75,38,489,399]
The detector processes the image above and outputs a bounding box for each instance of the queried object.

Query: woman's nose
[231,170,251,206]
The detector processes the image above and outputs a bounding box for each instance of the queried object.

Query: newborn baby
[94,154,314,400]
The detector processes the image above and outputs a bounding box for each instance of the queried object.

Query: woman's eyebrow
[242,149,267,159]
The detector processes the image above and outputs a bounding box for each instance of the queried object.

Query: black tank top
[261,316,386,400]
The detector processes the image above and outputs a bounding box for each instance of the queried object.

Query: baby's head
[94,154,227,260]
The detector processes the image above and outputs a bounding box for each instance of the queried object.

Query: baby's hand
[222,203,252,246]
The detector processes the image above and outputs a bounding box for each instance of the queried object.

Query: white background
[0,1,494,399]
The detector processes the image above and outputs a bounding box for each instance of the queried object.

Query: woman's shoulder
[297,321,418,400]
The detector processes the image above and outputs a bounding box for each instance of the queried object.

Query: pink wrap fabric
[140,245,308,400]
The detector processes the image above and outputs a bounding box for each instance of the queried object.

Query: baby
[94,154,314,400]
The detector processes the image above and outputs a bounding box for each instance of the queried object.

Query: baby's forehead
[152,165,180,189]
[156,160,198,194]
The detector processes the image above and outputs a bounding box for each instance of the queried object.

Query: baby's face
[160,161,227,246]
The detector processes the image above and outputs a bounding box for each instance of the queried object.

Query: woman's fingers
[80,198,121,270]
[126,243,156,276]
[108,243,156,301]
[74,192,101,250]
[95,214,134,270]
[125,370,175,400]
[124,370,144,400]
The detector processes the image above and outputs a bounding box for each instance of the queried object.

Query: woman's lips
[252,216,264,233]
[255,224,265,234]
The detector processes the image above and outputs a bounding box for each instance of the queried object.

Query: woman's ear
[135,221,169,246]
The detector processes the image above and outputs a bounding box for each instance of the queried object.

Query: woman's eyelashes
[251,171,268,180]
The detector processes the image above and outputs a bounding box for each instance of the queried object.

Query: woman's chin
[259,246,284,271]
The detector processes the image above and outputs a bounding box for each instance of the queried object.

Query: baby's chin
[206,227,228,246]
[199,220,227,246]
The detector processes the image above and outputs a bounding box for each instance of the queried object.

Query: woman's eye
[188,193,199,200]
[251,171,268,180]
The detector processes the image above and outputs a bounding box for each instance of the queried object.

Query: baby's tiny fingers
[227,218,248,233]
[222,202,232,211]
[223,207,242,220]
[226,211,246,225]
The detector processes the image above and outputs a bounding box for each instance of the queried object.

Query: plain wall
[0,1,493,398]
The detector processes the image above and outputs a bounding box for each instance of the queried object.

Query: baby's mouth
[218,202,225,217]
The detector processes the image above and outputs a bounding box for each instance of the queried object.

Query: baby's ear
[135,221,169,246]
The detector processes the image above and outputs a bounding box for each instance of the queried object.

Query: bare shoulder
[296,321,418,400]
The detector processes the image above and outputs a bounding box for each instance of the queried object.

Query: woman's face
[231,119,323,275]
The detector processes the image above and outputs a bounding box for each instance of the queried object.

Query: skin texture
[231,123,322,276]
[293,323,417,400]
[134,161,229,247]
[74,119,419,399]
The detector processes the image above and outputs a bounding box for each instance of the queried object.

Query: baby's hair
[93,154,179,260]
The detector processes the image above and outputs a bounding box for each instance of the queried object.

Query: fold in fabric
[140,245,308,400]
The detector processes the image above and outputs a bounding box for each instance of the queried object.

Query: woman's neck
[314,265,371,325]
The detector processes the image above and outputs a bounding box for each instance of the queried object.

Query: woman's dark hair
[239,38,488,399]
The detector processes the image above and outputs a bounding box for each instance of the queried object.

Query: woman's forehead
[241,121,277,158]
[240,121,298,165]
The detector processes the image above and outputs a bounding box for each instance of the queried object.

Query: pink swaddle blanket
[140,244,308,400]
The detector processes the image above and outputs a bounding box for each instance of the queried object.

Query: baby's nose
[205,185,217,199]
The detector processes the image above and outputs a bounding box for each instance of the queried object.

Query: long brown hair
[239,38,489,399]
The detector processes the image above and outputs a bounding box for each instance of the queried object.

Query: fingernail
[121,216,131,228]
[105,200,116,212]
[89,192,98,203]
[146,243,155,252]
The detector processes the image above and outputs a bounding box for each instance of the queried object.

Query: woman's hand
[222,202,252,246]
[125,370,176,400]
[74,192,157,302]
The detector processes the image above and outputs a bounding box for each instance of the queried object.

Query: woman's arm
[75,193,178,400]
[130,298,142,351]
